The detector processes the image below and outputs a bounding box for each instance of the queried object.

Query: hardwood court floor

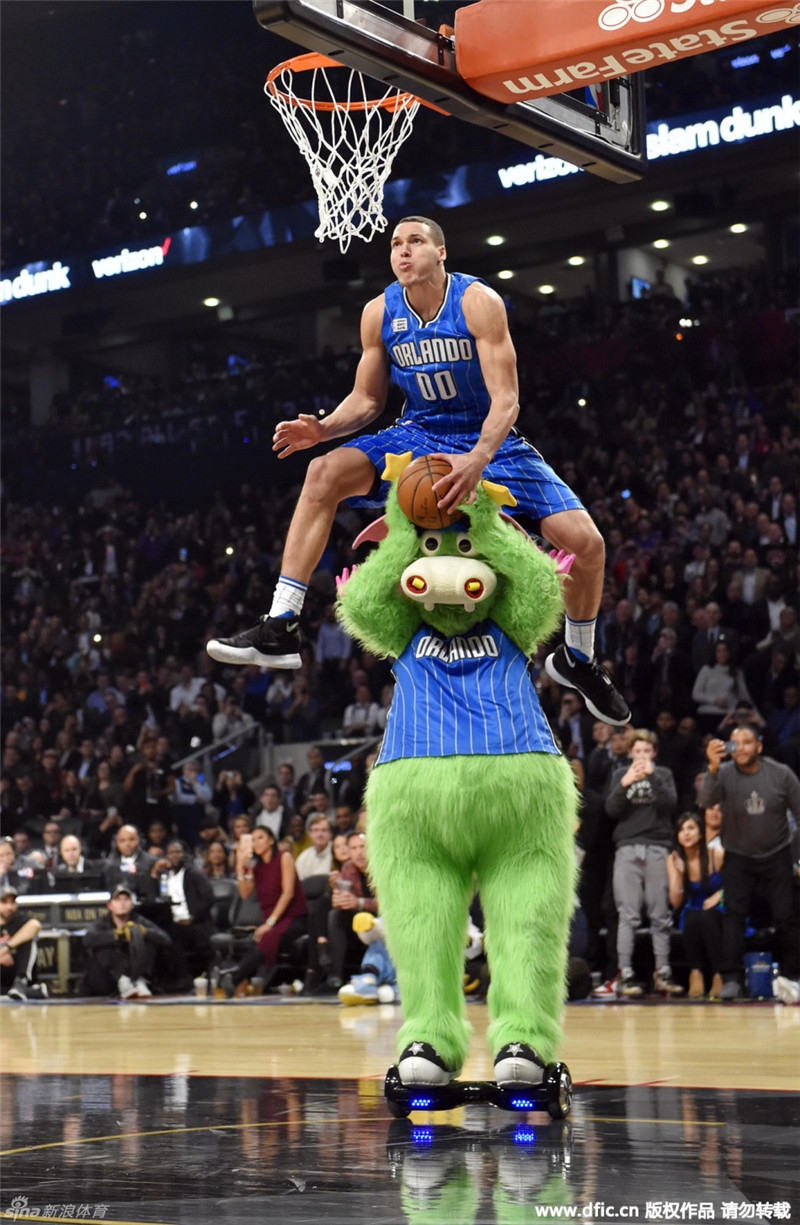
[2,999,799,1224]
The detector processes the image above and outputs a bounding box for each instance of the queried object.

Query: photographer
[698,725,800,1003]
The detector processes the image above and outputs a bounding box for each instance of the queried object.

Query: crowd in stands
[3,0,796,272]
[1,247,798,1000]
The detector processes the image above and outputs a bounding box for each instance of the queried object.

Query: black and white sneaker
[397,1042,460,1086]
[545,643,631,725]
[206,616,302,669]
[493,1042,546,1086]
[7,976,29,1002]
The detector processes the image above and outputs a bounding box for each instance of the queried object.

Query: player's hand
[429,451,484,512]
[273,414,325,459]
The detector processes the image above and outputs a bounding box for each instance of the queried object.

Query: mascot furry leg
[368,754,576,1075]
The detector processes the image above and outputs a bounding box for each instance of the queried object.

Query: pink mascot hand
[336,565,358,594]
[548,549,576,577]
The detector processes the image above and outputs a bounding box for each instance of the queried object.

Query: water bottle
[159,872,170,901]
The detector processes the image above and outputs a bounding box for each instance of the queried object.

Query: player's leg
[484,436,629,725]
[206,446,375,668]
[541,507,630,724]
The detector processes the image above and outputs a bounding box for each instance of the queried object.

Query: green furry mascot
[336,456,578,1088]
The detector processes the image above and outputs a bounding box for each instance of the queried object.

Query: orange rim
[266,52,420,113]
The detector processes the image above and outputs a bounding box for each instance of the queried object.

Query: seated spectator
[281,676,321,742]
[221,826,308,998]
[202,840,232,880]
[294,747,327,821]
[692,639,757,735]
[0,837,43,896]
[226,813,254,872]
[192,815,228,868]
[122,732,174,834]
[150,839,216,988]
[39,820,64,876]
[295,815,333,882]
[212,770,255,827]
[0,885,46,1001]
[250,783,291,840]
[321,830,377,994]
[282,813,311,859]
[605,728,682,997]
[103,824,159,907]
[342,685,381,738]
[146,819,171,856]
[666,813,724,999]
[171,760,212,845]
[54,834,105,884]
[211,694,254,742]
[81,883,172,998]
[767,684,799,770]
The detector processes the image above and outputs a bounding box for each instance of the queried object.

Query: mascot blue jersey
[382,272,490,436]
[376,621,561,764]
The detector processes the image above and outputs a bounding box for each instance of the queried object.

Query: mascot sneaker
[545,644,631,725]
[493,1042,546,1086]
[338,973,378,1005]
[398,1042,460,1086]
[206,616,302,668]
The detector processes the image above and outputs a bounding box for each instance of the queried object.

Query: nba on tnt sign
[454,0,800,101]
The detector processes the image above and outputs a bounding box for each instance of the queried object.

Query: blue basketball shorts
[340,418,584,521]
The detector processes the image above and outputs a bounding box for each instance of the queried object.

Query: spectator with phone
[221,826,307,998]
[698,725,800,1003]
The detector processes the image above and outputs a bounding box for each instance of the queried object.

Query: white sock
[565,616,596,662]
[269,576,307,619]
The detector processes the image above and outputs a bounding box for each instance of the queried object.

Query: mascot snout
[400,556,497,612]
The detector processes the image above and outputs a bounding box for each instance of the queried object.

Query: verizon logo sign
[91,237,171,279]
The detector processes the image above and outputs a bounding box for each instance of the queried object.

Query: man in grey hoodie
[605,729,681,997]
[699,725,800,1003]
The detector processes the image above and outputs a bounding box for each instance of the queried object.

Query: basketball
[395,455,463,529]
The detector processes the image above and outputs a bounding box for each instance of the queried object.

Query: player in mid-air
[207,215,629,724]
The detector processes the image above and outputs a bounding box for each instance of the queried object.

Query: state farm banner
[454,0,800,102]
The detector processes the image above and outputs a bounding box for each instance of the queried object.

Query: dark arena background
[1,3,798,1224]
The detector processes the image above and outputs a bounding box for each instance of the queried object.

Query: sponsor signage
[496,91,799,188]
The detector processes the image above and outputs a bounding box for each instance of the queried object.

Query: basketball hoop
[265,53,421,254]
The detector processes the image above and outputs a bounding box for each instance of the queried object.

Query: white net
[266,55,420,254]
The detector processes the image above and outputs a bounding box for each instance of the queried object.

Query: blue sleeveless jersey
[382,272,490,435]
[376,621,561,764]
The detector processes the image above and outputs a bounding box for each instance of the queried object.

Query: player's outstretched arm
[336,490,421,659]
[273,296,390,458]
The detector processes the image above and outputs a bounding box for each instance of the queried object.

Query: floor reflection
[3,1075,798,1223]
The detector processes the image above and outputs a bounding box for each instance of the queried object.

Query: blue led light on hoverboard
[410,1097,433,1109]
[510,1098,536,1109]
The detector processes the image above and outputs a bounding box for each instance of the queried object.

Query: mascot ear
[382,452,414,482]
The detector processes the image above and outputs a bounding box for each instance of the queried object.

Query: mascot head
[337,453,573,659]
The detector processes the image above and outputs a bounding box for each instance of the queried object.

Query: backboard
[254,0,646,183]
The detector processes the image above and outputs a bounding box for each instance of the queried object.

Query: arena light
[496,269,514,280]
[138,211,147,220]
[729,223,748,233]
[578,398,587,407]
[203,297,220,307]
[486,234,505,246]
[538,284,555,294]
[653,239,670,249]
[692,255,709,265]
[225,546,234,555]
[189,201,199,210]
[567,255,585,266]
[650,200,670,212]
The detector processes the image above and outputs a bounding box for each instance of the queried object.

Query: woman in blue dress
[666,813,725,999]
